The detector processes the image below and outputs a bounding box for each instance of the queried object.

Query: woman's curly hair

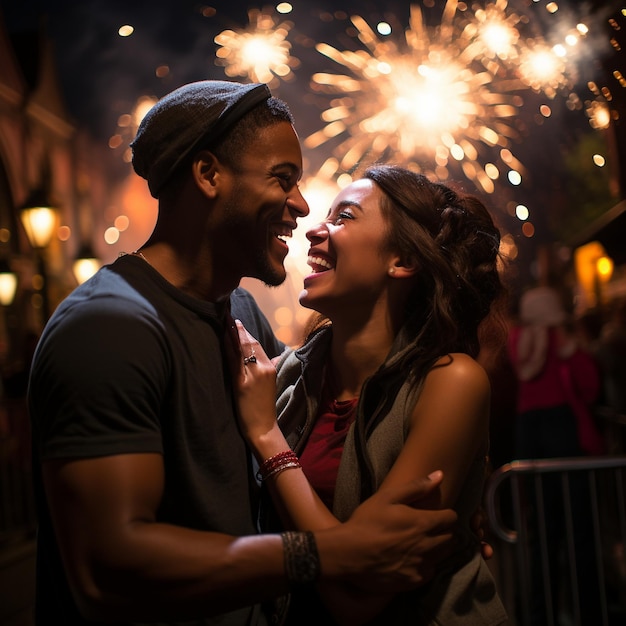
[345,164,507,497]
[366,164,504,360]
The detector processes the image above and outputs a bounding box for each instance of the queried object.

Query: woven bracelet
[281,530,321,586]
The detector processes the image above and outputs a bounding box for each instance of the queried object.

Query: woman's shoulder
[409,353,490,417]
[431,352,489,385]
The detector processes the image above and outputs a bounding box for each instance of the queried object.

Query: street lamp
[19,188,58,321]
[19,188,57,249]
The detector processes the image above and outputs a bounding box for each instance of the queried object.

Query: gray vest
[276,327,508,625]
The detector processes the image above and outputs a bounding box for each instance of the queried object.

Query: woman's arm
[229,322,475,624]
[380,353,490,508]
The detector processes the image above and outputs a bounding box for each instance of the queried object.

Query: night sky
[1,1,624,274]
[2,0,621,143]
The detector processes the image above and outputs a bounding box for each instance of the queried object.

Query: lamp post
[19,188,57,322]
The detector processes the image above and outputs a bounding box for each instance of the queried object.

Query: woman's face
[299,178,401,316]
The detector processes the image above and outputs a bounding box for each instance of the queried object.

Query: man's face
[217,121,309,286]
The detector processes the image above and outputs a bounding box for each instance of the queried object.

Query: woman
[230,165,508,625]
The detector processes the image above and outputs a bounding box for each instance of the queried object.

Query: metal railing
[485,455,626,626]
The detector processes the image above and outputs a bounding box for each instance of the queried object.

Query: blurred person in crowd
[27,81,459,626]
[508,285,603,459]
[230,165,509,625]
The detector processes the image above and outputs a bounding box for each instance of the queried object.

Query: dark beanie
[131,80,271,198]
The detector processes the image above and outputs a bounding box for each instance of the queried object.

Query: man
[28,80,457,625]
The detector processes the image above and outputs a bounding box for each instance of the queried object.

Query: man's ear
[192,150,221,199]
[388,256,418,279]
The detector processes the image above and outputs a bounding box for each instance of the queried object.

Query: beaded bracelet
[281,530,321,586]
[256,450,301,481]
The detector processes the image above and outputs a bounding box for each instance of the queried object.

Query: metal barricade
[485,456,626,626]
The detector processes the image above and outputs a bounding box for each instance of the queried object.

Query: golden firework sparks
[304,1,579,194]
[214,8,298,86]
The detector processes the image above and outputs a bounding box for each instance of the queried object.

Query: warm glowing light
[73,258,101,285]
[114,215,130,231]
[114,96,159,163]
[276,3,292,14]
[515,204,529,220]
[377,22,391,36]
[519,46,566,92]
[109,134,123,149]
[21,207,57,248]
[576,242,612,308]
[0,257,17,306]
[540,104,552,117]
[485,163,499,180]
[104,227,120,245]
[592,154,605,167]
[508,170,522,185]
[274,306,293,327]
[118,25,134,37]
[597,256,614,279]
[479,18,518,58]
[275,326,293,346]
[499,233,518,261]
[134,97,158,127]
[587,100,611,130]
[58,225,71,241]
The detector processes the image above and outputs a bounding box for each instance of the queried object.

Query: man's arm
[43,452,456,622]
[43,453,286,622]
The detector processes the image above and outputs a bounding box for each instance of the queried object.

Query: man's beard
[222,188,287,288]
[253,243,286,288]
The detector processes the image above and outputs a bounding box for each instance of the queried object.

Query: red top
[299,387,358,509]
[508,325,600,413]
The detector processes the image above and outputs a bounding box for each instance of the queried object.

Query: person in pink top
[508,285,601,457]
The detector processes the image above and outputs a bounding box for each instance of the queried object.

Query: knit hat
[131,80,271,198]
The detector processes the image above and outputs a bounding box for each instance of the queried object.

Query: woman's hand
[226,319,279,444]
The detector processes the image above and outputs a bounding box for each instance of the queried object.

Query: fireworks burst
[214,8,298,87]
[304,1,581,194]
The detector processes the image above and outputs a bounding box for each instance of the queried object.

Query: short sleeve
[29,296,170,461]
